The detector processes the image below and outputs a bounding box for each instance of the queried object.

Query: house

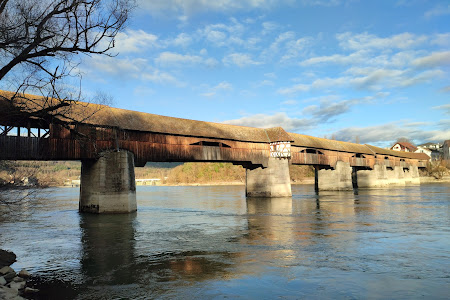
[390,142,417,152]
[415,146,440,161]
[418,142,442,151]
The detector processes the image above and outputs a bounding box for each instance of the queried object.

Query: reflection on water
[80,213,137,285]
[0,184,449,299]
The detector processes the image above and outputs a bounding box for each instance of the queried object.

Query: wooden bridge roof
[289,132,430,160]
[0,90,431,161]
[365,144,430,160]
[0,90,292,143]
[289,132,374,155]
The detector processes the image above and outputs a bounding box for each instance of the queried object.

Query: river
[1,183,449,299]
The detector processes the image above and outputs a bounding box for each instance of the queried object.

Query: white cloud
[141,69,184,86]
[333,122,450,144]
[412,51,450,68]
[337,32,428,50]
[349,68,444,90]
[83,55,185,86]
[432,33,450,47]
[300,0,342,6]
[301,50,368,66]
[281,37,312,62]
[433,104,450,115]
[262,21,279,35]
[278,83,310,95]
[222,112,314,131]
[86,56,146,77]
[424,4,450,18]
[138,0,347,16]
[197,19,260,49]
[303,100,357,122]
[254,79,274,87]
[263,31,296,58]
[138,0,291,16]
[279,64,445,95]
[223,53,261,67]
[204,29,228,46]
[113,30,159,53]
[438,119,450,130]
[200,81,233,97]
[155,52,218,67]
[397,69,445,87]
[167,33,193,48]
[301,94,386,122]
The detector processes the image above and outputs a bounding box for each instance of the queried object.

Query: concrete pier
[80,150,137,213]
[358,164,389,188]
[245,157,292,197]
[316,161,353,191]
[402,166,420,185]
[357,164,421,188]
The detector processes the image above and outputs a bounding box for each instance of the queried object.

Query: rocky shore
[0,249,38,300]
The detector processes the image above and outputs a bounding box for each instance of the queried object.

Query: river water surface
[1,183,449,299]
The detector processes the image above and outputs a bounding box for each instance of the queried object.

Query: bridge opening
[190,141,231,148]
[1,126,49,138]
[300,149,324,154]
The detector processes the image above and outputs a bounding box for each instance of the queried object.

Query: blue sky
[79,0,449,147]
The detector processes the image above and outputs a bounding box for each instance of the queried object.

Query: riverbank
[59,178,316,188]
[30,176,450,189]
[420,176,450,183]
[0,250,38,299]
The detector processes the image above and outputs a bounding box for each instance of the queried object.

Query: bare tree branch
[0,0,134,126]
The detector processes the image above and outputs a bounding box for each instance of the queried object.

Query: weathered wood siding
[0,124,428,169]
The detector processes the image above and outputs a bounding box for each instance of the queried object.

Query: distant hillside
[0,161,81,187]
[165,162,245,184]
[164,162,314,185]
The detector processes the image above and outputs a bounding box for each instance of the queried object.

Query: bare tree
[0,0,133,207]
[0,0,133,123]
[396,137,413,144]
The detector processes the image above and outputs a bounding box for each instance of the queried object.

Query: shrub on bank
[424,160,449,179]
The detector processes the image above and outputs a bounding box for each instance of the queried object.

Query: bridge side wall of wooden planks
[0,124,271,167]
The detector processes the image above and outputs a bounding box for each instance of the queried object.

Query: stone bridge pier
[245,157,292,197]
[79,150,137,213]
[357,164,420,188]
[314,161,421,191]
[315,161,354,191]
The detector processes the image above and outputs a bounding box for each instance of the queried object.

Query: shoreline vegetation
[0,161,316,188]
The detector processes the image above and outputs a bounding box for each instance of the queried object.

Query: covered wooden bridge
[0,90,429,213]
